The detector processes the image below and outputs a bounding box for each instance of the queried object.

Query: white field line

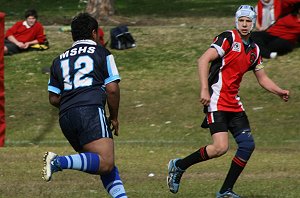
[5,139,299,145]
[5,139,197,145]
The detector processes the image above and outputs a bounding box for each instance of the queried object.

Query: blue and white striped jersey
[48,40,121,115]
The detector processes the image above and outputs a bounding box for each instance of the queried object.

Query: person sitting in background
[4,9,48,55]
[255,0,300,31]
[255,0,281,31]
[251,3,300,58]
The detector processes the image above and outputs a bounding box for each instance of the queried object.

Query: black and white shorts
[59,105,113,152]
[207,111,251,136]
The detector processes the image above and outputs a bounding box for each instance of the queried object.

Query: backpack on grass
[110,25,136,50]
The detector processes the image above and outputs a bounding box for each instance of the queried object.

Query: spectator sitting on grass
[255,0,298,31]
[4,9,48,55]
[251,3,300,58]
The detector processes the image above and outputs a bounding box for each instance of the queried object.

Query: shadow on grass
[31,106,57,144]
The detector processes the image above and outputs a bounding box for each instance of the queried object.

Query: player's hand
[280,90,289,102]
[109,118,119,136]
[200,89,210,106]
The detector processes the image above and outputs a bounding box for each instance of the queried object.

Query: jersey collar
[244,37,256,53]
[72,39,97,47]
[22,20,31,28]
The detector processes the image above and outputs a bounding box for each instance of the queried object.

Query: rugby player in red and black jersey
[167,5,289,198]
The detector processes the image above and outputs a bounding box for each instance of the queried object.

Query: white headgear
[235,5,256,33]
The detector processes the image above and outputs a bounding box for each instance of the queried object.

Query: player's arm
[254,68,289,102]
[198,47,219,106]
[49,92,61,108]
[106,81,120,136]
[48,63,61,108]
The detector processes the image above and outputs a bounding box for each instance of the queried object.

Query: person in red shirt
[255,0,299,31]
[167,5,289,198]
[255,0,282,31]
[252,3,300,58]
[4,9,47,55]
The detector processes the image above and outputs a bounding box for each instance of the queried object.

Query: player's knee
[100,160,115,174]
[245,139,255,152]
[215,145,229,157]
[237,141,255,161]
[212,144,229,157]
[235,130,255,160]
[237,133,255,152]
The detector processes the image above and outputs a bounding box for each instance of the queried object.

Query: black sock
[176,146,210,170]
[219,156,247,193]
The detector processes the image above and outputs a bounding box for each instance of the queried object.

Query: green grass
[0,0,86,24]
[1,146,300,197]
[116,0,258,17]
[0,0,257,23]
[1,0,300,197]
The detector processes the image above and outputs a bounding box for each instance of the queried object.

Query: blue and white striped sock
[101,166,127,198]
[57,152,100,174]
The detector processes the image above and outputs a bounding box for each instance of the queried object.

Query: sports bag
[110,25,136,50]
[29,39,49,51]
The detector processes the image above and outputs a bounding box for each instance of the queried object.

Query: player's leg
[174,111,230,170]
[44,139,127,197]
[217,112,254,198]
[168,111,229,194]
[44,138,114,175]
[42,150,100,176]
[42,106,103,181]
[175,132,228,170]
[82,138,127,198]
[82,137,115,174]
[168,132,228,194]
[42,106,127,197]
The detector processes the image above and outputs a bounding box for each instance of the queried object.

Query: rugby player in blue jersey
[42,13,127,198]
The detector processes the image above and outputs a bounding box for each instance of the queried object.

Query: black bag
[110,25,136,50]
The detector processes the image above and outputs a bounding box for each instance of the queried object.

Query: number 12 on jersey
[60,56,94,90]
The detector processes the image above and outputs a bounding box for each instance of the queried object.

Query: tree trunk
[86,0,115,21]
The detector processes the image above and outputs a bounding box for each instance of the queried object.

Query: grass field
[1,0,300,197]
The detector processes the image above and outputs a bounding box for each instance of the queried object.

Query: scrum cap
[235,5,256,32]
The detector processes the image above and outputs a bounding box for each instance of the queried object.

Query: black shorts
[59,106,113,152]
[4,39,24,55]
[207,111,251,136]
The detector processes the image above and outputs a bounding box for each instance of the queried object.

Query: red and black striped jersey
[207,29,263,112]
